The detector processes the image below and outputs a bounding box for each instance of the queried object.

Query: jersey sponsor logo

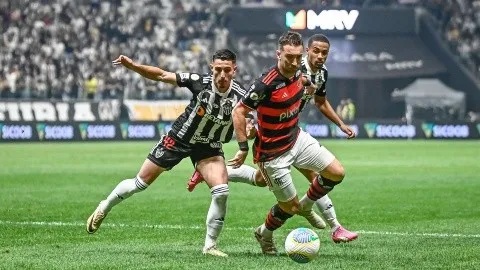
[196,106,206,116]
[204,113,231,126]
[190,74,200,80]
[192,134,210,143]
[279,105,300,121]
[210,142,222,148]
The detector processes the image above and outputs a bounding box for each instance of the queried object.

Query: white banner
[123,100,189,121]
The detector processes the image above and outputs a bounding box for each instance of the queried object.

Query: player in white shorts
[187,115,358,243]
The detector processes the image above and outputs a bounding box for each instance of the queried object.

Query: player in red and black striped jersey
[86,49,245,257]
[186,34,358,244]
[229,31,355,255]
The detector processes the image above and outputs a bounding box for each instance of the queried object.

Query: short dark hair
[212,49,236,63]
[278,31,304,50]
[307,34,330,47]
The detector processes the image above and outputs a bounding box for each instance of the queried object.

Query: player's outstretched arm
[314,95,356,139]
[228,103,253,168]
[112,55,177,85]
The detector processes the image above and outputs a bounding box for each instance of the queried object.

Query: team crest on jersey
[250,92,259,100]
[190,74,200,81]
[221,98,234,115]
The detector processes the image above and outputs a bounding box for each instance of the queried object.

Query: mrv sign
[286,9,359,30]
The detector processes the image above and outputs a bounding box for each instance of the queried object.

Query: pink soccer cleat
[186,170,204,192]
[331,226,358,243]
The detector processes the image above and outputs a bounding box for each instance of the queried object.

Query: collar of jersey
[211,80,232,97]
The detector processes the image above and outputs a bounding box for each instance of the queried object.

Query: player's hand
[339,124,356,139]
[246,118,257,140]
[227,150,248,168]
[112,55,134,69]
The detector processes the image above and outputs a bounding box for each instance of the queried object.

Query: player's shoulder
[231,79,247,96]
[253,66,285,91]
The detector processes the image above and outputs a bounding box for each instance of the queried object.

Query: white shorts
[257,129,335,202]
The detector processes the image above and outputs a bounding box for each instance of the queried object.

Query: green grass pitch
[1,140,479,269]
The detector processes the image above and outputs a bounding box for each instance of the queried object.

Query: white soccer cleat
[203,246,228,257]
[86,202,107,234]
[298,209,327,230]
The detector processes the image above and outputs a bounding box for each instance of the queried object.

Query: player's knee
[254,170,267,187]
[211,184,229,203]
[324,160,345,181]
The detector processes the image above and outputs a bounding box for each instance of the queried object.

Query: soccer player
[86,49,247,257]
[186,34,358,244]
[229,31,355,255]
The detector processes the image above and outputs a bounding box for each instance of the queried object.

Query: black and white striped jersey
[170,72,246,144]
[299,56,329,112]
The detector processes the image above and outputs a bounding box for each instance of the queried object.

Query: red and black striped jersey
[240,66,304,162]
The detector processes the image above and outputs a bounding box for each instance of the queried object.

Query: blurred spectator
[467,111,480,122]
[346,98,356,121]
[84,74,99,100]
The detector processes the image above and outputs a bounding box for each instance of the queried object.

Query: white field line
[1,220,480,239]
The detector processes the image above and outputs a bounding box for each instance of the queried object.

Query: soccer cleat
[187,170,204,192]
[254,227,278,255]
[331,226,358,243]
[203,246,228,257]
[86,202,107,234]
[298,209,327,229]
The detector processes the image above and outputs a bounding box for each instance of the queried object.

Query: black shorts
[147,134,224,170]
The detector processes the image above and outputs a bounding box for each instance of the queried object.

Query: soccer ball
[284,227,320,263]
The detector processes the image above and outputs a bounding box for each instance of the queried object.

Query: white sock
[204,184,229,250]
[226,165,257,186]
[315,195,341,231]
[299,194,316,211]
[258,224,273,238]
[99,175,149,213]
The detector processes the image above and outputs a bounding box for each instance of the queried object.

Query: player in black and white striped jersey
[172,73,245,144]
[86,49,246,257]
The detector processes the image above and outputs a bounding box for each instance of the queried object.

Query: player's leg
[293,131,344,211]
[193,146,230,257]
[86,136,185,234]
[187,164,264,192]
[296,166,358,242]
[255,162,298,255]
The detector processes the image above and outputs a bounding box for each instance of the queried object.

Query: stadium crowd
[0,0,478,101]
